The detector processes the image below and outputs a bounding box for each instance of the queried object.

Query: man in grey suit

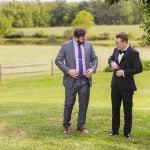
[55,28,98,134]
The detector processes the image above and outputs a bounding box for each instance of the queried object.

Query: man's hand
[85,68,93,78]
[111,62,119,70]
[68,69,78,78]
[116,69,125,77]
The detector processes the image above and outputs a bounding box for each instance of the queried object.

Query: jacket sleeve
[55,44,70,74]
[90,44,98,73]
[124,51,143,76]
[108,48,116,66]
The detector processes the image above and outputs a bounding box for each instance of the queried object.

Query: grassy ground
[0,25,145,45]
[11,25,144,46]
[16,25,144,39]
[0,71,149,150]
[0,25,149,149]
[0,45,149,73]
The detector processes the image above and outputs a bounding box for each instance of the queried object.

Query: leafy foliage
[106,0,150,45]
[71,10,95,29]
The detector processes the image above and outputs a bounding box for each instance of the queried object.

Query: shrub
[0,17,13,36]
[99,32,110,40]
[127,32,135,40]
[103,65,113,72]
[63,29,73,39]
[142,60,150,71]
[140,34,150,46]
[4,31,24,38]
[88,35,99,41]
[32,30,47,38]
[48,35,56,43]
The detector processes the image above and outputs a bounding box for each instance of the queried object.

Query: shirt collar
[73,38,84,46]
[73,38,78,46]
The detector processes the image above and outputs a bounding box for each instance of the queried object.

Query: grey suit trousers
[63,77,90,129]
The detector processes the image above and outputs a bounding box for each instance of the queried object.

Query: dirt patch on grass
[0,124,7,134]
[0,123,9,139]
[48,117,62,123]
[12,129,29,138]
[0,123,29,138]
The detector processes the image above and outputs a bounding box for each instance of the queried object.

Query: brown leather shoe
[77,128,89,134]
[64,127,71,134]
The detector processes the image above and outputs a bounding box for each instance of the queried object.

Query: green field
[16,25,144,39]
[0,25,143,46]
[0,45,149,73]
[0,71,149,150]
[0,25,149,149]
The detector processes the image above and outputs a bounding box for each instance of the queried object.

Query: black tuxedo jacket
[108,45,143,92]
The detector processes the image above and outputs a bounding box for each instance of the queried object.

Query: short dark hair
[74,28,86,38]
[116,32,128,43]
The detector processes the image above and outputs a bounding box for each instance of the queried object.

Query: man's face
[76,34,87,44]
[115,38,126,49]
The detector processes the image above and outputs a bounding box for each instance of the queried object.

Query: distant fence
[0,57,101,81]
[0,60,55,81]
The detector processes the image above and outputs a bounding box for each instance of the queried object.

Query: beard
[77,39,84,45]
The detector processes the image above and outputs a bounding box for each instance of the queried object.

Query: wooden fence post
[51,59,53,77]
[0,64,2,82]
[98,57,101,71]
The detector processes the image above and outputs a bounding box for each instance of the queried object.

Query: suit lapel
[83,42,87,60]
[115,49,120,65]
[70,40,76,65]
[119,46,130,64]
[83,42,90,70]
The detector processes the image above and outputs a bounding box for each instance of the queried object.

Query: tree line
[106,0,150,45]
[0,0,143,28]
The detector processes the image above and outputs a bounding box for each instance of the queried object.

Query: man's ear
[74,37,79,41]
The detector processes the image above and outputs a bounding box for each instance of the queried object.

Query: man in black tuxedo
[108,32,143,139]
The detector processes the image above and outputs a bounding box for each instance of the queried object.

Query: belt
[75,76,88,80]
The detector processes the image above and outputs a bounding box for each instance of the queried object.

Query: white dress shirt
[118,44,129,64]
[73,39,86,75]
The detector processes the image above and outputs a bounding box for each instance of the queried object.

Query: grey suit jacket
[55,40,98,88]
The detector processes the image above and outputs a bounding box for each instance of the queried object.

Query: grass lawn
[0,25,144,46]
[0,45,149,73]
[16,25,144,39]
[0,71,149,150]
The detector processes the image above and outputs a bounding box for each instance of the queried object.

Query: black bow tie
[119,50,125,54]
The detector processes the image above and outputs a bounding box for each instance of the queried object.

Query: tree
[62,3,78,26]
[106,0,150,45]
[89,1,112,24]
[86,0,143,25]
[32,3,50,27]
[140,3,150,45]
[71,10,95,29]
[106,0,150,5]
[49,1,68,26]
[0,17,13,36]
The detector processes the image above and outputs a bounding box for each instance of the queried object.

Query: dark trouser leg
[77,83,90,129]
[111,89,122,132]
[63,87,78,128]
[122,92,133,135]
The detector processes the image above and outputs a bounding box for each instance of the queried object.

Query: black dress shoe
[124,133,131,139]
[108,131,119,136]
